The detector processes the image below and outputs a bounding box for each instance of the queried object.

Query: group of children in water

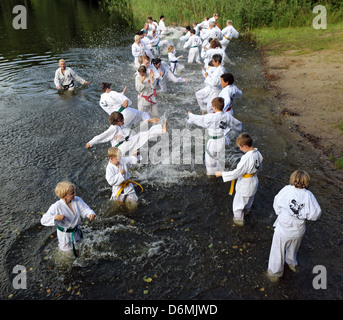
[45,14,322,282]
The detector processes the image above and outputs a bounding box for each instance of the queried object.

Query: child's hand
[114,135,123,141]
[89,214,96,222]
[122,100,129,108]
[54,215,65,221]
[215,171,222,177]
[85,143,91,149]
[120,168,126,175]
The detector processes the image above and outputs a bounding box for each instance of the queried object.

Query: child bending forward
[215,133,263,226]
[86,111,167,156]
[267,170,321,280]
[106,147,143,209]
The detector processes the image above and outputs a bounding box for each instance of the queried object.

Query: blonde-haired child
[41,181,96,257]
[267,170,321,281]
[106,147,143,210]
[167,45,185,74]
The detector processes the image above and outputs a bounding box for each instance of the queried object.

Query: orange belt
[229,173,256,196]
[116,180,143,205]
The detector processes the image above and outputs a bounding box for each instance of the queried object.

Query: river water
[0,0,342,301]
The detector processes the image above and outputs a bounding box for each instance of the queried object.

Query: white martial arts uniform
[54,67,86,90]
[106,156,141,204]
[159,19,170,35]
[168,51,185,74]
[201,47,225,69]
[99,91,150,128]
[195,66,215,113]
[152,61,186,92]
[220,25,239,50]
[197,20,209,39]
[140,37,155,59]
[193,25,200,36]
[41,197,96,253]
[219,84,242,114]
[87,123,163,156]
[183,35,202,64]
[132,41,145,68]
[201,26,222,42]
[188,111,242,175]
[221,148,263,221]
[204,64,226,113]
[180,31,191,42]
[268,185,321,277]
[135,73,158,116]
[147,21,160,36]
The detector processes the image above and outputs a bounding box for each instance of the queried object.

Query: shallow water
[0,0,342,301]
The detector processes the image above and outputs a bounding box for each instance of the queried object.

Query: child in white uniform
[135,65,158,117]
[195,62,215,115]
[220,20,239,51]
[188,97,242,176]
[168,46,185,74]
[219,73,242,115]
[106,147,142,210]
[41,181,96,257]
[197,54,225,114]
[183,29,202,64]
[267,170,321,280]
[151,58,188,92]
[215,133,263,225]
[99,83,150,128]
[86,111,167,156]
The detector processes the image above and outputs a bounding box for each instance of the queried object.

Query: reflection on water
[0,0,342,301]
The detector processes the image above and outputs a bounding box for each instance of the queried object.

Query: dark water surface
[0,0,342,301]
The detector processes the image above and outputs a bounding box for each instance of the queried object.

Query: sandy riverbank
[260,47,343,184]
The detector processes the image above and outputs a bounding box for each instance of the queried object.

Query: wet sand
[261,48,343,185]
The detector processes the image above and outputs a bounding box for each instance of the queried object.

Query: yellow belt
[116,180,143,205]
[229,173,255,196]
[223,35,231,41]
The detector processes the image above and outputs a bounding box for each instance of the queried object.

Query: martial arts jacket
[54,67,86,88]
[272,185,322,238]
[222,149,263,197]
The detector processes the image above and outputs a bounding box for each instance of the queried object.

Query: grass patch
[333,121,343,132]
[251,22,343,55]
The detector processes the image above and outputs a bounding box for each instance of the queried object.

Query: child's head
[108,147,122,164]
[152,58,162,68]
[168,45,175,53]
[139,54,150,67]
[138,65,147,76]
[290,170,310,189]
[185,25,191,31]
[227,20,233,26]
[190,29,196,35]
[210,38,222,49]
[212,54,222,66]
[100,82,112,93]
[193,21,197,27]
[109,112,124,126]
[211,97,224,111]
[134,34,140,42]
[220,73,234,87]
[55,181,76,199]
[236,133,253,148]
